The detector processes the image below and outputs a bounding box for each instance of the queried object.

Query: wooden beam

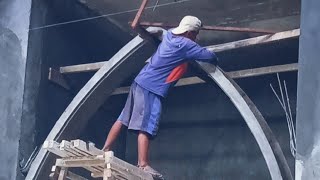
[111,63,298,95]
[60,61,106,74]
[48,68,71,90]
[104,151,153,180]
[207,29,300,52]
[58,167,68,180]
[55,156,104,168]
[228,63,298,79]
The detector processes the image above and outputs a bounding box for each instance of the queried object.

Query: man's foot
[139,165,164,180]
[101,146,110,152]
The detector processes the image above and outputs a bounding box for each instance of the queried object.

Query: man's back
[135,30,216,97]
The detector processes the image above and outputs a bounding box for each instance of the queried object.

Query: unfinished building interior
[1,0,319,179]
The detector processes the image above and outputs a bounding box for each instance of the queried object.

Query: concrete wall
[295,0,320,179]
[0,0,32,179]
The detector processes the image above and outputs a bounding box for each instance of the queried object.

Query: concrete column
[0,0,32,179]
[295,0,320,179]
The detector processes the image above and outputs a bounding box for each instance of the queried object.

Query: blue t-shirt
[135,30,217,97]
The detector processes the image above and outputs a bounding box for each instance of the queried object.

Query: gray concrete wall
[295,0,320,179]
[0,0,32,179]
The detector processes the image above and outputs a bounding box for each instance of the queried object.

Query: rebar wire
[284,80,296,147]
[270,83,296,156]
[270,74,296,157]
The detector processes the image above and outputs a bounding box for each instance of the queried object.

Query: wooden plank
[55,156,104,167]
[71,139,104,156]
[207,29,300,52]
[60,61,106,74]
[111,63,298,95]
[60,140,104,172]
[43,140,68,158]
[48,68,70,90]
[228,63,298,79]
[104,151,153,180]
[58,167,68,180]
[49,166,60,180]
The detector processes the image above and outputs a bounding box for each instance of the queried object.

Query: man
[102,16,218,179]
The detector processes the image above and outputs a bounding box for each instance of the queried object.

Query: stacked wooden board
[43,139,154,180]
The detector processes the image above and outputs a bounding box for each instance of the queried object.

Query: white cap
[172,16,202,34]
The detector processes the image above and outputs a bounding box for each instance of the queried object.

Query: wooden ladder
[43,139,154,180]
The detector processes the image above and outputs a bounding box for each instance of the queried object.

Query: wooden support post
[103,151,153,180]
[58,167,68,180]
[103,151,113,180]
[49,166,60,180]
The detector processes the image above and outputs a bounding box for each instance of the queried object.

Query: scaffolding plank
[55,156,104,167]
[71,139,104,156]
[43,140,68,158]
[60,140,104,172]
[104,151,153,180]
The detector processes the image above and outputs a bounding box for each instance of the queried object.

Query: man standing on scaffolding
[102,16,218,179]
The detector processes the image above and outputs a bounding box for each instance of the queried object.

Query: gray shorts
[118,82,162,136]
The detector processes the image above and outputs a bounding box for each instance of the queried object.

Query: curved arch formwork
[27,29,296,180]
[197,63,292,180]
[26,31,159,180]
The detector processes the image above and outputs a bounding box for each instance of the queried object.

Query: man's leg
[138,131,150,166]
[138,131,164,179]
[102,120,123,151]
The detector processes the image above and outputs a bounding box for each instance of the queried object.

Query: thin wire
[277,73,287,116]
[270,76,297,157]
[29,0,191,31]
[284,80,296,145]
[270,83,296,156]
[153,0,160,11]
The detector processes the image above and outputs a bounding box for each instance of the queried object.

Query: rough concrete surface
[0,0,32,179]
[296,0,320,179]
